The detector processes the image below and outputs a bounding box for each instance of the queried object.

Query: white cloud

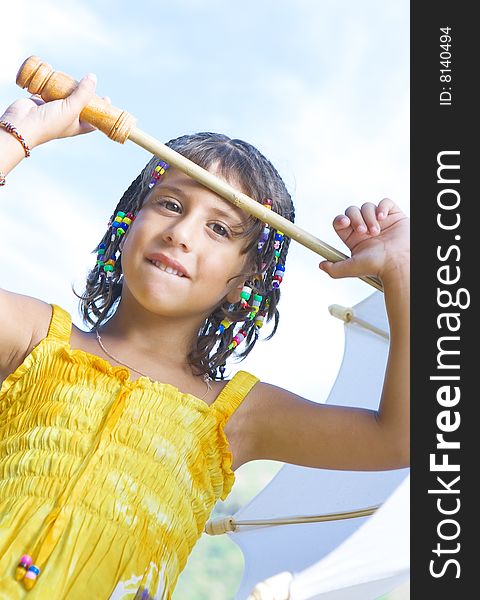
[258,72,410,237]
[0,1,409,409]
[0,164,105,318]
[0,1,117,85]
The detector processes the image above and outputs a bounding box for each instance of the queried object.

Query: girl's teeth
[152,260,182,277]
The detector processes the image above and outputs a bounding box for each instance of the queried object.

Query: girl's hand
[319,198,409,284]
[0,73,102,149]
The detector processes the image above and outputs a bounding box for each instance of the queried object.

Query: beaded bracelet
[0,171,5,187]
[0,121,31,157]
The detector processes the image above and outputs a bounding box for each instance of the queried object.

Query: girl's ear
[226,280,244,304]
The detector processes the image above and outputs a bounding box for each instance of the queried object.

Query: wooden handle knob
[16,56,136,144]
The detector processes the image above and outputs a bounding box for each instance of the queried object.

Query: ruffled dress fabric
[0,304,259,599]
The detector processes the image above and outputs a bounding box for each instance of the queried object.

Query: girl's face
[119,167,251,322]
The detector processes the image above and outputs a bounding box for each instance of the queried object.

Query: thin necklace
[95,329,213,401]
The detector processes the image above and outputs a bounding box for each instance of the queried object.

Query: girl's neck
[97,294,204,377]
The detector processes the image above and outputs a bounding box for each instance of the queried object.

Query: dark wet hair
[74,132,295,379]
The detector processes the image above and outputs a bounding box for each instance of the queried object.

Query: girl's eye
[157,199,182,212]
[209,223,230,237]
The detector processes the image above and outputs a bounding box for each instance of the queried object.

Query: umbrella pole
[16,56,383,292]
[129,129,383,292]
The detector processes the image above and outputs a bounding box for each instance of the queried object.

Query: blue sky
[0,0,409,401]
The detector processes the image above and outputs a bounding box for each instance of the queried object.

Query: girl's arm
[0,75,98,382]
[245,199,410,471]
[0,73,97,176]
[0,126,26,176]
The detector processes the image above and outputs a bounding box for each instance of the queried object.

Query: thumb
[319,256,364,279]
[64,73,97,114]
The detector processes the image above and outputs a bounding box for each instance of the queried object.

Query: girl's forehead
[154,168,248,219]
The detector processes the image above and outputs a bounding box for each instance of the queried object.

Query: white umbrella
[249,474,409,600]
[205,291,409,599]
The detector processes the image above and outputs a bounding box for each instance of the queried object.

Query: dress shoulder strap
[46,303,73,343]
[212,370,259,420]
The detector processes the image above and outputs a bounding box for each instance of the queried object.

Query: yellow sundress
[0,303,259,599]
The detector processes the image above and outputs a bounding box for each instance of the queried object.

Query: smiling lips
[150,259,186,278]
[146,252,190,278]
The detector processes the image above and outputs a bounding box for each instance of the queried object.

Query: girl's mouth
[149,259,185,278]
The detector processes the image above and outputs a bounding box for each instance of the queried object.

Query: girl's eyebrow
[210,204,246,223]
[156,185,188,199]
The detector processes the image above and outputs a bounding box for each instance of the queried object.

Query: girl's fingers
[29,94,45,107]
[376,197,395,220]
[332,214,350,230]
[319,256,365,279]
[360,202,380,235]
[344,205,367,233]
[63,73,97,115]
[77,95,108,134]
[339,201,390,236]
[324,198,404,280]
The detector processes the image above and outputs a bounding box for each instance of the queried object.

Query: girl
[0,74,410,599]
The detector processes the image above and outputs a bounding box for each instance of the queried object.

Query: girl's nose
[161,217,196,251]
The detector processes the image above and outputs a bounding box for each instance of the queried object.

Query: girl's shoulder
[0,290,53,382]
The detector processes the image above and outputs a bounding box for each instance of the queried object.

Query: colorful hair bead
[214,192,290,361]
[239,285,252,308]
[248,293,263,319]
[228,329,247,351]
[254,295,271,331]
[254,312,266,329]
[110,211,125,240]
[96,242,106,267]
[274,230,284,262]
[15,555,33,581]
[148,160,170,188]
[102,256,117,289]
[110,211,136,242]
[103,257,116,272]
[257,199,273,251]
[23,564,40,590]
[217,318,233,335]
[257,226,270,250]
[272,264,285,289]
[274,230,284,249]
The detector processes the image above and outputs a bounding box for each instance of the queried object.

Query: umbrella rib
[205,505,380,535]
[328,304,390,340]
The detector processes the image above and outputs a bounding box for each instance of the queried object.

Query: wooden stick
[16,56,383,292]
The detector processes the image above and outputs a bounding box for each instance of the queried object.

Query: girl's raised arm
[0,73,98,177]
[0,75,99,383]
[244,199,410,472]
